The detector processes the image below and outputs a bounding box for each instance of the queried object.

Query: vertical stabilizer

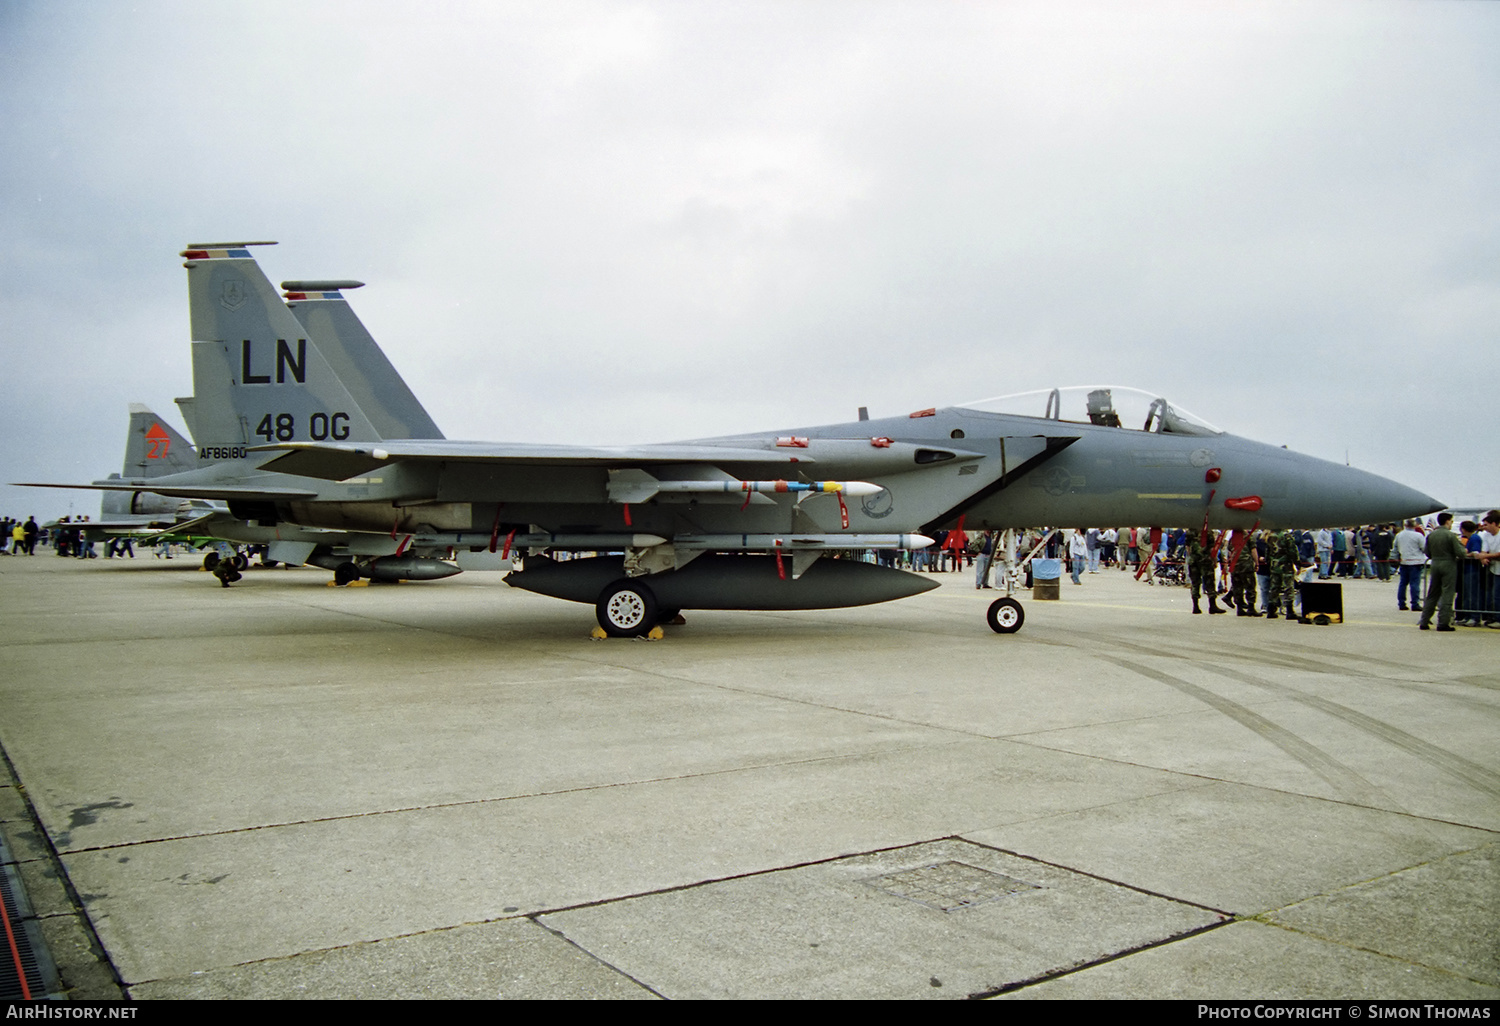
[122,404,197,478]
[283,281,444,440]
[180,244,381,463]
[103,405,202,518]
[174,395,200,444]
[183,341,249,461]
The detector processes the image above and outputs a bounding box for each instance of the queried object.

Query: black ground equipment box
[1296,580,1343,625]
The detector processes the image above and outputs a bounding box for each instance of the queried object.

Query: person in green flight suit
[1418,512,1468,632]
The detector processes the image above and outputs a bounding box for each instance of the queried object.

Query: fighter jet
[24,242,1444,635]
[84,403,492,580]
[42,405,223,545]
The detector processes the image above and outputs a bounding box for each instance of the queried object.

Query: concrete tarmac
[0,553,1495,1000]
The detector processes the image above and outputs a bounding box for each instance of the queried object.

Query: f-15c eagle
[22,242,1443,636]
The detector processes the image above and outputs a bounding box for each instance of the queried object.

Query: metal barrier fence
[1455,558,1500,624]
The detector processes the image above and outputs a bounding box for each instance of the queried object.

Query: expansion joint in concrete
[528,916,666,999]
[968,917,1235,999]
[0,740,126,999]
[1247,916,1498,991]
[960,836,1235,916]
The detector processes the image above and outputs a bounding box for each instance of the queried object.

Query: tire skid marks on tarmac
[1381,680,1500,718]
[1194,662,1500,801]
[1111,621,1421,679]
[1108,657,1398,810]
[1117,631,1499,713]
[1234,638,1422,673]
[1451,673,1500,692]
[1072,630,1500,805]
[1152,638,1399,681]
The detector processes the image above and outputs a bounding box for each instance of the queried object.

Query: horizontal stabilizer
[15,481,319,502]
[155,511,233,536]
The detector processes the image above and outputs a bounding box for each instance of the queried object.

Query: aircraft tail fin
[282,281,443,440]
[180,243,382,462]
[100,405,203,517]
[122,404,198,478]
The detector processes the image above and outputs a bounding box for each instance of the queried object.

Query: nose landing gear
[982,528,1053,635]
[986,596,1025,634]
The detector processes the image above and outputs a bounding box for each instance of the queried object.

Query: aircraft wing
[100,518,188,533]
[43,516,182,533]
[247,440,823,482]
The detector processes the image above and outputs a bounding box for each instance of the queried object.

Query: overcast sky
[2,0,1496,521]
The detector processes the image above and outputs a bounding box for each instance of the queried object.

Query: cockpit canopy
[960,386,1222,436]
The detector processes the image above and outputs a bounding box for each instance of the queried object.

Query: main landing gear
[594,580,685,637]
[596,580,658,638]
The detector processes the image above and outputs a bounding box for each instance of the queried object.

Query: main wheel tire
[202,552,220,571]
[232,553,249,571]
[596,581,658,638]
[334,562,361,586]
[986,597,1025,634]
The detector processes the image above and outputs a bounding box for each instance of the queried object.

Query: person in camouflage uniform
[1188,530,1224,614]
[1264,529,1302,620]
[1229,529,1260,616]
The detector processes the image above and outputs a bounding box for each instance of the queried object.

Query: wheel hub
[606,591,646,629]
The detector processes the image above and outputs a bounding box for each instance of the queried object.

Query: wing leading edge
[247,441,824,482]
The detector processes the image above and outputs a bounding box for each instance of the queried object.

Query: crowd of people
[0,515,107,558]
[878,515,1500,631]
[0,516,41,556]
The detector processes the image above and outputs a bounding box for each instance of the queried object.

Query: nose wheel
[986,597,1025,634]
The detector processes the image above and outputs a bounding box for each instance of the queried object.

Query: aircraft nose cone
[1295,463,1444,527]
[1415,491,1446,517]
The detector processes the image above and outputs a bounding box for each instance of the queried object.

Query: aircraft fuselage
[116,403,1438,544]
